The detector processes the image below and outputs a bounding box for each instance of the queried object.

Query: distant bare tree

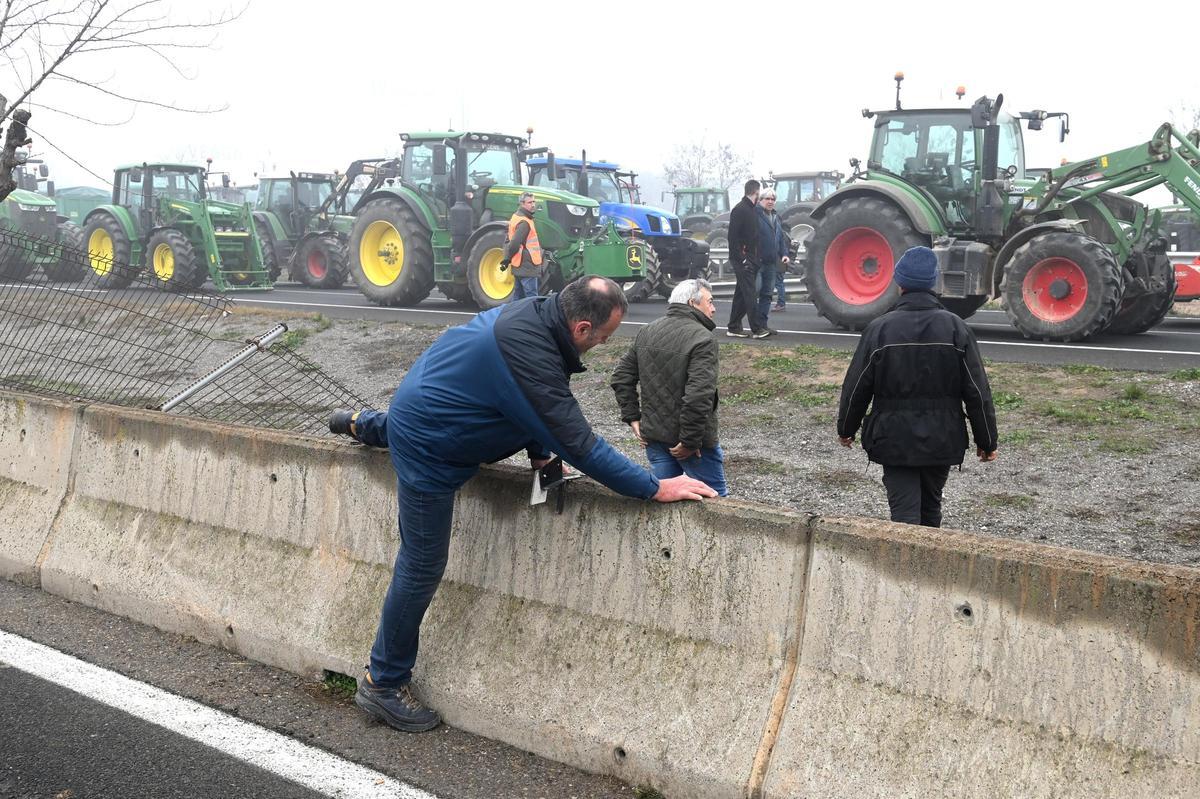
[663,137,753,190]
[0,0,241,201]
[1171,101,1200,133]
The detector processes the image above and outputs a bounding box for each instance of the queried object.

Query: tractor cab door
[874,112,977,225]
[293,179,332,232]
[265,179,298,236]
[404,142,456,220]
[116,169,150,237]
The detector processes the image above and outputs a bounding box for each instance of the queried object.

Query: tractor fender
[251,211,281,244]
[83,204,138,240]
[359,187,436,232]
[811,184,946,236]
[462,221,508,259]
[991,219,1087,293]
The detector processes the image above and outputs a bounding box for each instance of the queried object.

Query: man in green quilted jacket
[611,279,727,495]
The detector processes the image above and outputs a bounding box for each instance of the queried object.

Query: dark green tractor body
[253,173,351,288]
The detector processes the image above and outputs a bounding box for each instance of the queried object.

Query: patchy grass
[1001,428,1036,446]
[1062,363,1112,376]
[279,314,332,350]
[985,492,1035,510]
[1037,402,1101,425]
[992,390,1024,410]
[634,787,666,799]
[814,467,873,489]
[1096,437,1156,455]
[1171,367,1200,381]
[321,670,357,703]
[725,455,790,475]
[1121,383,1149,402]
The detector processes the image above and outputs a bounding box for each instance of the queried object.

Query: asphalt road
[0,579,635,799]
[229,283,1200,372]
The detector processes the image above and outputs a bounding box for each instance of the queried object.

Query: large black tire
[805,197,927,330]
[438,281,476,306]
[654,243,710,299]
[295,234,349,289]
[683,217,712,239]
[41,221,88,283]
[1000,232,1123,342]
[940,295,988,320]
[145,228,204,292]
[254,217,281,281]
[466,229,516,310]
[81,213,135,289]
[349,198,434,306]
[1105,255,1176,336]
[0,229,36,280]
[623,242,660,302]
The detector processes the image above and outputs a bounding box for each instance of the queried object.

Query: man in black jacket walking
[836,246,999,527]
[611,278,727,495]
[725,180,769,338]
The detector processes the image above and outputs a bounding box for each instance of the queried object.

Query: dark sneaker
[329,409,358,439]
[771,303,786,312]
[355,676,441,732]
[751,328,773,339]
[726,327,749,338]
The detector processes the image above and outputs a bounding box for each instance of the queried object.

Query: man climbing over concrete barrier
[329,275,716,733]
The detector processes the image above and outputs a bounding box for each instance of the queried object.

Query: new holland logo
[626,245,643,270]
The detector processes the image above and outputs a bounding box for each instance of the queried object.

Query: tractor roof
[674,187,724,193]
[771,171,842,180]
[115,162,205,172]
[526,157,621,171]
[399,131,525,146]
[259,173,334,181]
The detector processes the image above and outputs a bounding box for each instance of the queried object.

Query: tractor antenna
[894,71,905,111]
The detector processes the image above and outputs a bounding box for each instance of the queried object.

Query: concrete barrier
[2,388,1198,797]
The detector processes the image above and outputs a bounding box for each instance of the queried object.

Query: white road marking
[0,629,438,799]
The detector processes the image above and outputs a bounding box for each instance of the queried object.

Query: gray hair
[519,191,536,203]
[668,278,712,306]
[759,188,777,200]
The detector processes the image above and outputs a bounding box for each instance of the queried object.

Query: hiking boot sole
[354,689,442,733]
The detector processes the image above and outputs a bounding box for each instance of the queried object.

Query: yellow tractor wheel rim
[152,243,175,281]
[478,247,513,300]
[360,220,404,286]
[87,229,114,276]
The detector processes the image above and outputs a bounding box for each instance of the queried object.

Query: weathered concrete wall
[2,389,1198,798]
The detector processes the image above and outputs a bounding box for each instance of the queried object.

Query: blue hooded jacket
[755,205,789,264]
[381,295,660,498]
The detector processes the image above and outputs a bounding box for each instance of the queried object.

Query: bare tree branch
[663,137,754,190]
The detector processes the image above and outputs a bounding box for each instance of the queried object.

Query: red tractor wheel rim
[307,249,327,280]
[824,227,894,304]
[1021,257,1088,322]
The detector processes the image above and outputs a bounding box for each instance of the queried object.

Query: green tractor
[668,187,730,240]
[82,163,270,292]
[806,79,1200,340]
[344,131,645,309]
[0,160,87,283]
[252,172,351,288]
[766,170,843,255]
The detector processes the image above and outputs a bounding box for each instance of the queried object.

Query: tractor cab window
[584,171,622,203]
[529,165,576,192]
[820,177,840,196]
[118,170,143,213]
[267,180,292,212]
[876,113,975,213]
[404,143,457,207]
[296,180,331,209]
[463,145,518,190]
[676,192,727,216]
[149,168,204,203]
[998,114,1025,179]
[775,179,817,205]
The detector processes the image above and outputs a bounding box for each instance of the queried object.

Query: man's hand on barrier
[653,475,717,503]
[978,447,998,462]
[668,442,699,460]
[629,421,646,446]
[838,435,854,448]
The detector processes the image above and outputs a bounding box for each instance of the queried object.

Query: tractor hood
[487,185,598,209]
[599,202,680,237]
[5,188,56,208]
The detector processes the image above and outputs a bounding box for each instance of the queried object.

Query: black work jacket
[837,291,998,466]
[727,196,759,269]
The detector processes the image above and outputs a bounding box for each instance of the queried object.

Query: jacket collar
[895,290,944,311]
[738,196,756,210]
[667,302,716,331]
[540,294,585,374]
[517,206,535,221]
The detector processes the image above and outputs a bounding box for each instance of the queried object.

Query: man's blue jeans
[354,409,457,688]
[774,266,787,306]
[756,261,778,325]
[644,441,728,496]
[512,275,540,300]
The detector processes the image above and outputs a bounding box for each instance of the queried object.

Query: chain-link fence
[0,227,366,437]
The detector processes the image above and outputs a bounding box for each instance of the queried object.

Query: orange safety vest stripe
[507,212,543,266]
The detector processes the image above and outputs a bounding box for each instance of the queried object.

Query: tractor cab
[865,107,1026,227]
[399,131,523,222]
[114,163,207,235]
[527,157,632,204]
[256,173,335,238]
[769,172,842,206]
[671,188,728,218]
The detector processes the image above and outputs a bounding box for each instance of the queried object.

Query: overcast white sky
[17,0,1200,206]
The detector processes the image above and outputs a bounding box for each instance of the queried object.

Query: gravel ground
[245,308,1200,570]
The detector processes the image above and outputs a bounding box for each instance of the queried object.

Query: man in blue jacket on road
[329,276,716,733]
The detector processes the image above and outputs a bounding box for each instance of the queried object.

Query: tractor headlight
[16,203,38,211]
[565,204,589,217]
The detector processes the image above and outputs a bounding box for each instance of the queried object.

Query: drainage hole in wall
[225,624,234,637]
[613,747,627,763]
[269,473,278,483]
[955,602,974,624]
[660,548,672,560]
[19,429,25,441]
[133,448,139,458]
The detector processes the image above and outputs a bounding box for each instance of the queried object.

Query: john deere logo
[627,245,643,270]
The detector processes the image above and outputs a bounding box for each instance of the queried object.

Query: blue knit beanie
[893,246,938,291]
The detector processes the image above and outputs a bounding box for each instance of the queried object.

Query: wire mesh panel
[0,227,366,437]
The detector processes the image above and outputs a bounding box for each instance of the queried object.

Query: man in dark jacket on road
[611,278,726,495]
[754,188,791,332]
[725,179,769,338]
[329,276,716,734]
[836,246,999,527]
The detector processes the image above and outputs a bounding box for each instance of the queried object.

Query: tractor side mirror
[546,152,557,181]
[222,174,231,188]
[432,146,447,176]
[38,164,48,177]
[45,180,55,197]
[1060,117,1070,143]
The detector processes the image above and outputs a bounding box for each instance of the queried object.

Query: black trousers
[882,464,952,527]
[726,262,763,333]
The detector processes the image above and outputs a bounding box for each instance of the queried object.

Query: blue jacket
[383,295,660,498]
[755,206,789,265]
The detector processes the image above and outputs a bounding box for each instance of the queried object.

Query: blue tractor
[527,155,710,299]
